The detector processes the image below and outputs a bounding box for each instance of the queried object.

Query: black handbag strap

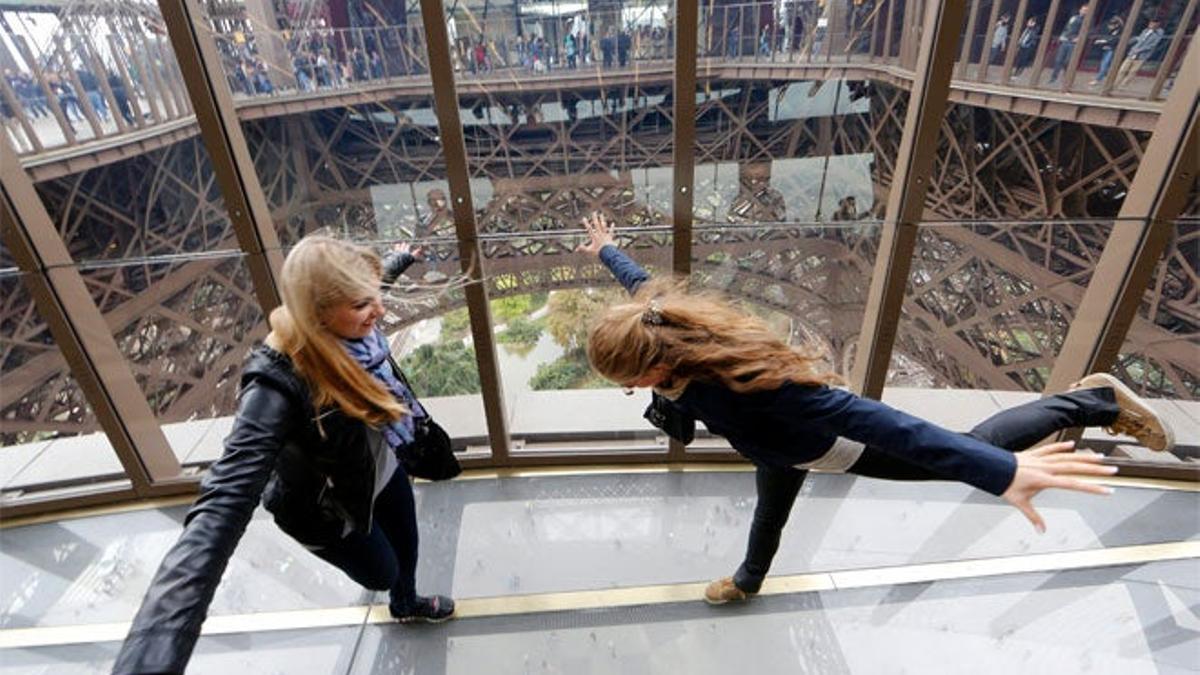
[387,354,418,396]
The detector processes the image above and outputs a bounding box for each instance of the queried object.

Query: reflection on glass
[692,223,881,380]
[446,0,674,78]
[693,79,894,225]
[699,1,889,65]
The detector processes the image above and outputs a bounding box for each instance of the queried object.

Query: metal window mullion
[670,0,699,463]
[155,0,284,312]
[1044,36,1199,392]
[417,0,510,462]
[850,0,966,399]
[0,135,184,494]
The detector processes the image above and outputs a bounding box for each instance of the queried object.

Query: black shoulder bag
[388,356,462,481]
[643,392,695,445]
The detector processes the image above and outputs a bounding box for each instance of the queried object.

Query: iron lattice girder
[5,81,1199,440]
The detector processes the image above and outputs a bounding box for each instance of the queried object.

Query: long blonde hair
[587,278,842,395]
[267,235,407,426]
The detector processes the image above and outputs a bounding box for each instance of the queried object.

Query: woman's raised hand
[1001,441,1117,533]
[577,211,617,256]
[394,241,424,260]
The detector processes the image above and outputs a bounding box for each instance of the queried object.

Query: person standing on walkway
[1049,4,1088,82]
[1013,17,1040,76]
[113,236,456,675]
[1115,18,1165,89]
[990,14,1011,65]
[577,211,1173,604]
[1090,14,1125,84]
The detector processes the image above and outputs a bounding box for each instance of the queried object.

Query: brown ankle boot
[1068,373,1175,452]
[704,576,750,605]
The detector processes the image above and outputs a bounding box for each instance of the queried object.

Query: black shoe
[390,594,456,624]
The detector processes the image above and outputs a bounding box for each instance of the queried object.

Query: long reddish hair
[587,278,842,395]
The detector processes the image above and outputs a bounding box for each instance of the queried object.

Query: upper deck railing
[1,0,1195,159]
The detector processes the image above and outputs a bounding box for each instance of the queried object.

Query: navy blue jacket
[599,245,1017,496]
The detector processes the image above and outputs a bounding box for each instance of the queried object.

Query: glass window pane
[0,269,129,501]
[439,0,676,457]
[1,2,191,154]
[690,222,881,452]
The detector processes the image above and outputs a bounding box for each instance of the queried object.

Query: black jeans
[310,467,420,609]
[732,388,1120,592]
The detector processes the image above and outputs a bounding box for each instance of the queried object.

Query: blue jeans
[1096,48,1115,80]
[731,387,1121,592]
[1050,40,1074,80]
[87,91,108,119]
[310,467,420,609]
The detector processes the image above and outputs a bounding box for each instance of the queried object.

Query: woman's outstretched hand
[1001,441,1117,533]
[577,211,617,256]
[394,241,424,260]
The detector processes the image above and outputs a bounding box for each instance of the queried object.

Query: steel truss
[4,78,1198,444]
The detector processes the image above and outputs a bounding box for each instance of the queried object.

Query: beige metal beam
[673,0,698,277]
[155,0,284,312]
[670,0,699,462]
[850,0,967,398]
[418,0,510,461]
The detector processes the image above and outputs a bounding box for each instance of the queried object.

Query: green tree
[529,353,594,390]
[529,350,612,390]
[545,288,622,351]
[497,316,544,348]
[399,342,481,396]
[490,294,548,324]
[439,308,470,343]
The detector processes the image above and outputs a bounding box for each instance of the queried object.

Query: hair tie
[642,299,664,326]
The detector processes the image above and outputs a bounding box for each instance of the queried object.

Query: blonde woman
[114,236,455,674]
[579,212,1173,604]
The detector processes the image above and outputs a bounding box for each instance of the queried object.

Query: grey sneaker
[1069,373,1175,452]
[390,594,456,624]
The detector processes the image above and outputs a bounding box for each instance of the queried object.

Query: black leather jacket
[113,252,415,675]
